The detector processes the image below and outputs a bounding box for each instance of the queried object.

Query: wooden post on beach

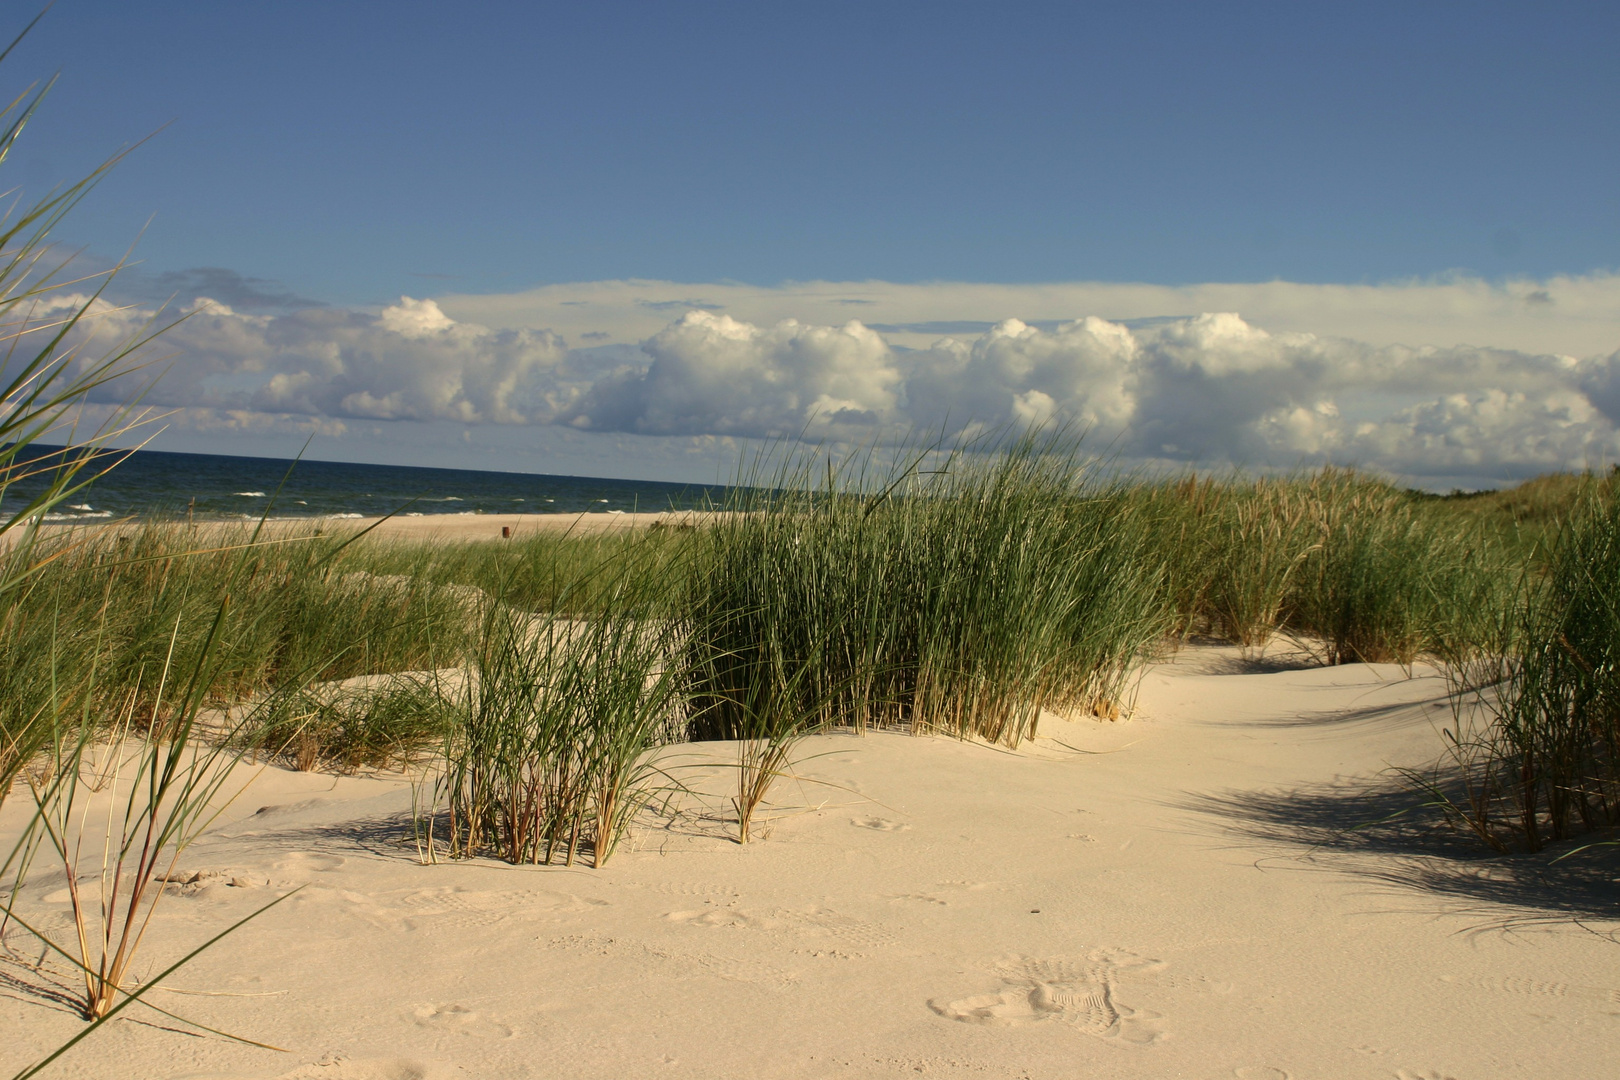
[502,525,511,538]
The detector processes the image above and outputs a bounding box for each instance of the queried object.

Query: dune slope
[3,646,1615,1080]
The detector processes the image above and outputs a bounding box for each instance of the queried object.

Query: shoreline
[35,509,719,542]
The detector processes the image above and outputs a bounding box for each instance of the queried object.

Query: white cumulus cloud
[27,279,1620,488]
[560,311,901,438]
[70,297,568,426]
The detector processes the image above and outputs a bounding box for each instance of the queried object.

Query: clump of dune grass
[2,584,301,1080]
[239,676,456,773]
[437,539,681,867]
[680,434,1169,748]
[2,504,329,1069]
[1201,478,1317,649]
[4,502,415,1072]
[9,633,249,1022]
[1438,476,1620,851]
[1129,474,1318,649]
[1284,471,1514,666]
[1130,468,1517,666]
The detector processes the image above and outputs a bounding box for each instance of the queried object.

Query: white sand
[334,511,713,542]
[31,510,715,547]
[4,646,1616,1079]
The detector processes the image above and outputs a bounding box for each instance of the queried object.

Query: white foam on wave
[42,510,113,521]
[235,491,266,497]
[325,513,364,519]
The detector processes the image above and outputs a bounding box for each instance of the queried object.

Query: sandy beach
[32,511,714,546]
[4,644,1613,1080]
[338,512,713,542]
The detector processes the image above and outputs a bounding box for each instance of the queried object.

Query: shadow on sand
[1182,775,1620,935]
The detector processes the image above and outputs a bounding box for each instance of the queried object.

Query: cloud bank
[437,273,1620,358]
[36,274,1620,488]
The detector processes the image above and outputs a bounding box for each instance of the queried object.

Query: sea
[10,445,729,523]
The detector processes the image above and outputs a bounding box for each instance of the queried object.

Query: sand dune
[3,645,1615,1079]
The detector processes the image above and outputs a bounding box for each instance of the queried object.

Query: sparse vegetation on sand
[8,405,1620,1076]
[5,456,1613,829]
[3,10,1614,1078]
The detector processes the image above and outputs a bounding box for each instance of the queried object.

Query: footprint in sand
[251,1059,436,1080]
[930,951,1167,1045]
[287,886,402,932]
[664,903,896,948]
[398,887,603,929]
[851,816,910,831]
[1394,1071,1461,1080]
[888,881,1012,907]
[410,1002,514,1039]
[788,904,898,948]
[664,907,779,930]
[640,880,734,899]
[1440,974,1620,1007]
[155,869,268,896]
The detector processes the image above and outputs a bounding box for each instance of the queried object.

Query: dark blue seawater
[10,445,728,522]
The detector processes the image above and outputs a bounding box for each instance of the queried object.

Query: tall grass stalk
[0,17,181,801]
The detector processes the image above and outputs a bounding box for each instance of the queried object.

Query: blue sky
[19,1,1620,298]
[11,2,1620,487]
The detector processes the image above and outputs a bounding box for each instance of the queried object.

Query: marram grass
[679,437,1169,748]
[1440,474,1620,851]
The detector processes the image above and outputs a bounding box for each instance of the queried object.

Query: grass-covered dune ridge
[5,450,1618,847]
